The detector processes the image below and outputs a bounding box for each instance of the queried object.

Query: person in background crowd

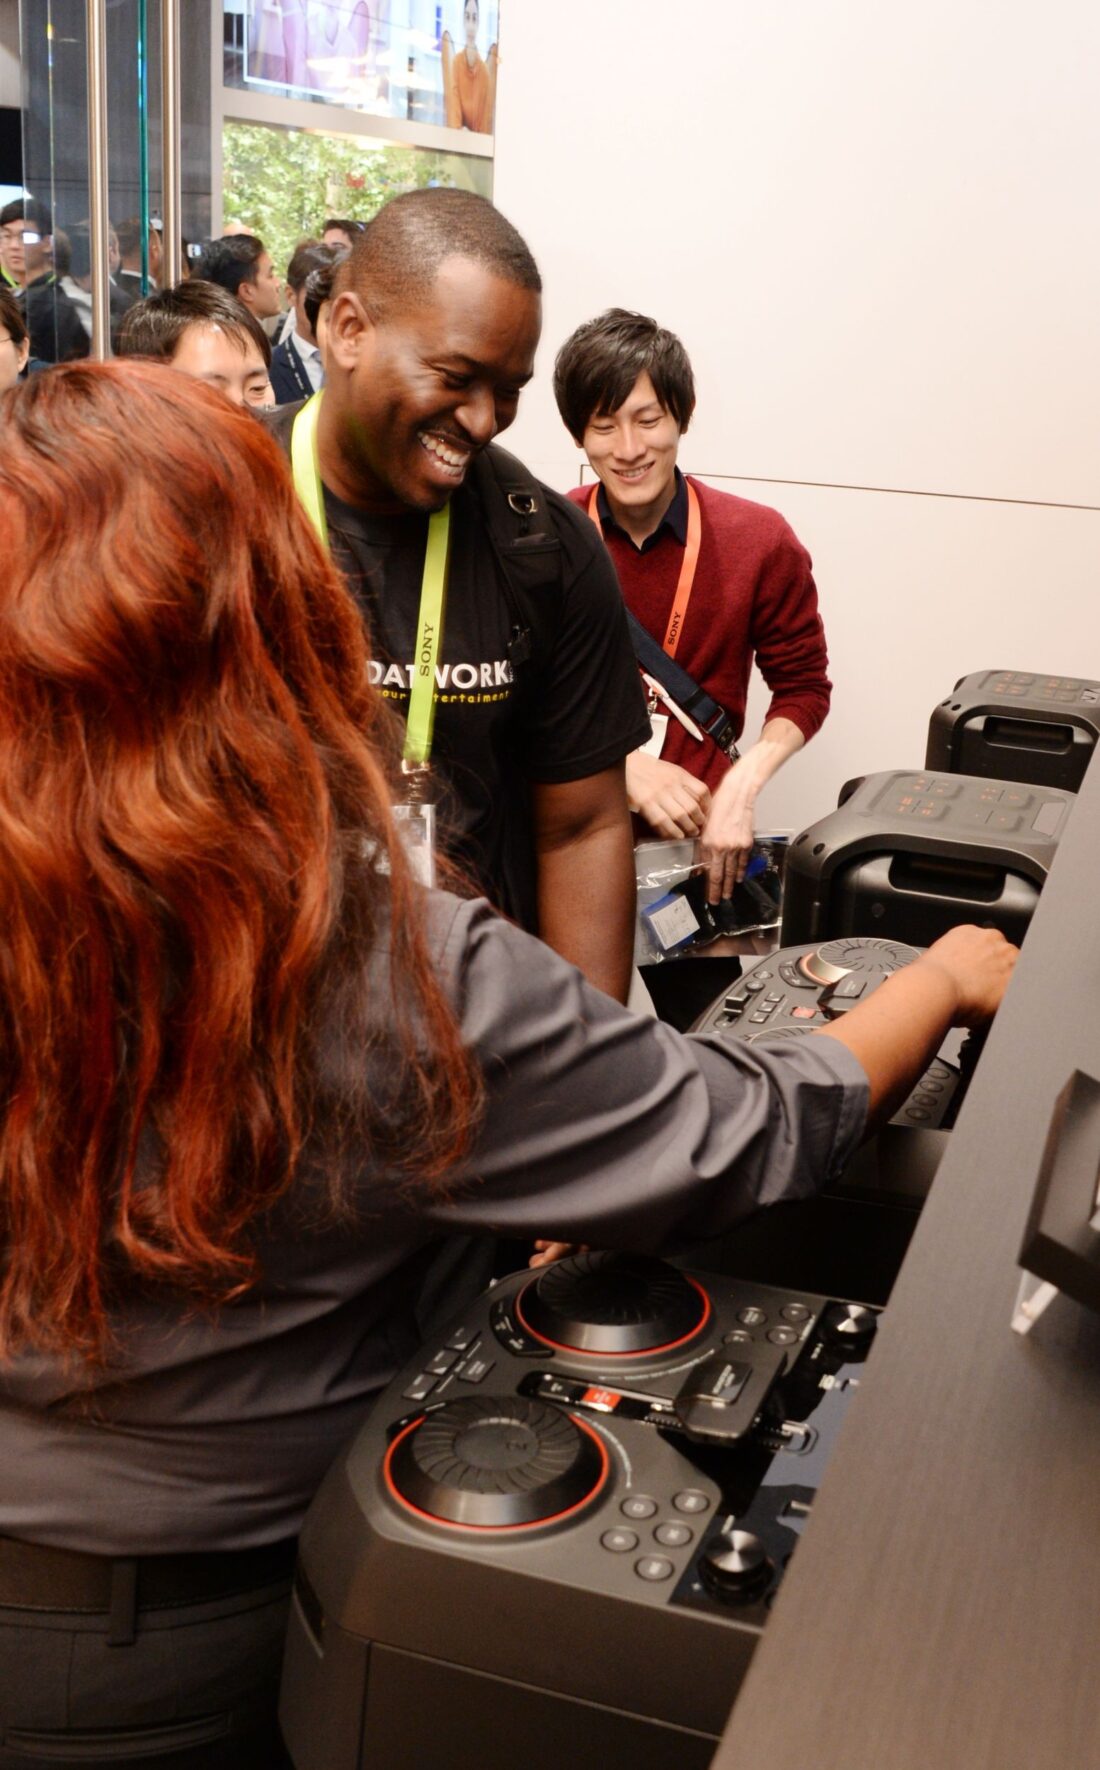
[196,234,283,326]
[22,226,86,365]
[0,360,1017,1768]
[269,241,342,402]
[321,216,364,251]
[554,311,831,891]
[441,0,498,133]
[300,245,348,358]
[115,215,163,304]
[0,198,54,296]
[0,207,20,290]
[265,188,650,1004]
[117,280,274,409]
[54,222,133,353]
[0,286,29,389]
[553,309,832,1023]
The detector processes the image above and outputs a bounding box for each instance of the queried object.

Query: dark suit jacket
[269,334,318,405]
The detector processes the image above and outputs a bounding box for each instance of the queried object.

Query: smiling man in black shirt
[267,189,649,1001]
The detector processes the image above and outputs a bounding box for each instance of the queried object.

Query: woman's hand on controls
[918,925,1019,1026]
[625,750,711,840]
[530,1239,586,1269]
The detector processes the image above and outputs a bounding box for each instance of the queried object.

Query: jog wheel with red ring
[514,1251,711,1357]
[385,1395,610,1530]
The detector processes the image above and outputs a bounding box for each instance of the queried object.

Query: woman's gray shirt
[0,894,867,1553]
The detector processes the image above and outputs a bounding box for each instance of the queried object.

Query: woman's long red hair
[0,362,481,1361]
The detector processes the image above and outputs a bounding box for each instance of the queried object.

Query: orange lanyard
[587,479,702,659]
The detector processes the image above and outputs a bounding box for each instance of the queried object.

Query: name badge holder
[292,392,452,887]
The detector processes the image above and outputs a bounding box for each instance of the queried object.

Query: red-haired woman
[0,363,1014,1769]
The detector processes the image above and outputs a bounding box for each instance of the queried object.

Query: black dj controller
[280,1253,878,1770]
[692,934,963,1134]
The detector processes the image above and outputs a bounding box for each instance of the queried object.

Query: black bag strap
[468,445,564,674]
[626,611,742,760]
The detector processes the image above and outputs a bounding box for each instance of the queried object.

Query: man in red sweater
[553,308,832,906]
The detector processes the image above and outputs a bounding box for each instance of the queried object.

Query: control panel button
[672,1489,711,1515]
[425,1349,459,1375]
[700,1530,771,1602]
[791,1005,817,1020]
[723,1328,754,1346]
[458,1356,495,1384]
[654,1522,694,1548]
[635,1556,675,1582]
[830,976,866,999]
[780,1304,811,1323]
[402,1373,437,1402]
[767,1326,799,1347]
[737,1306,767,1327]
[621,1495,658,1521]
[1032,801,1064,838]
[444,1326,477,1352]
[601,1529,638,1554]
[489,1298,548,1357]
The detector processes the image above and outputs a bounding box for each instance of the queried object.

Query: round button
[737,1306,767,1327]
[780,1304,811,1324]
[767,1326,799,1346]
[723,1328,754,1346]
[699,1530,771,1603]
[635,1556,675,1582]
[672,1489,710,1515]
[906,1107,932,1122]
[621,1494,658,1521]
[654,1522,693,1548]
[601,1529,638,1554]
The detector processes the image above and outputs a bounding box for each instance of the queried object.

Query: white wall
[491,0,1100,838]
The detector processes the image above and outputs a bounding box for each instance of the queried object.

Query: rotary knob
[819,1301,878,1352]
[699,1530,772,1603]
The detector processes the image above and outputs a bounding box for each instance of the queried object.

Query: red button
[583,1387,622,1411]
[791,1006,818,1020]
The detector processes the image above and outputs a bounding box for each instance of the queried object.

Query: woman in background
[0,362,1013,1768]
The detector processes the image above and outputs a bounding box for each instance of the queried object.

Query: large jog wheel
[385,1396,609,1530]
[515,1252,710,1357]
[800,937,921,986]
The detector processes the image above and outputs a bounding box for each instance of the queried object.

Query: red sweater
[568,477,832,798]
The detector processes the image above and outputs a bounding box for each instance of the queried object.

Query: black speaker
[280,1255,877,1770]
[927,669,1100,792]
[780,768,1072,949]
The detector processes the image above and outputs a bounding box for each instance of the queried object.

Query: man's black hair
[114,215,154,260]
[195,235,267,299]
[552,308,696,444]
[0,197,53,235]
[286,240,340,292]
[341,188,540,322]
[0,285,28,347]
[116,279,272,367]
[302,248,348,335]
[322,218,364,242]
